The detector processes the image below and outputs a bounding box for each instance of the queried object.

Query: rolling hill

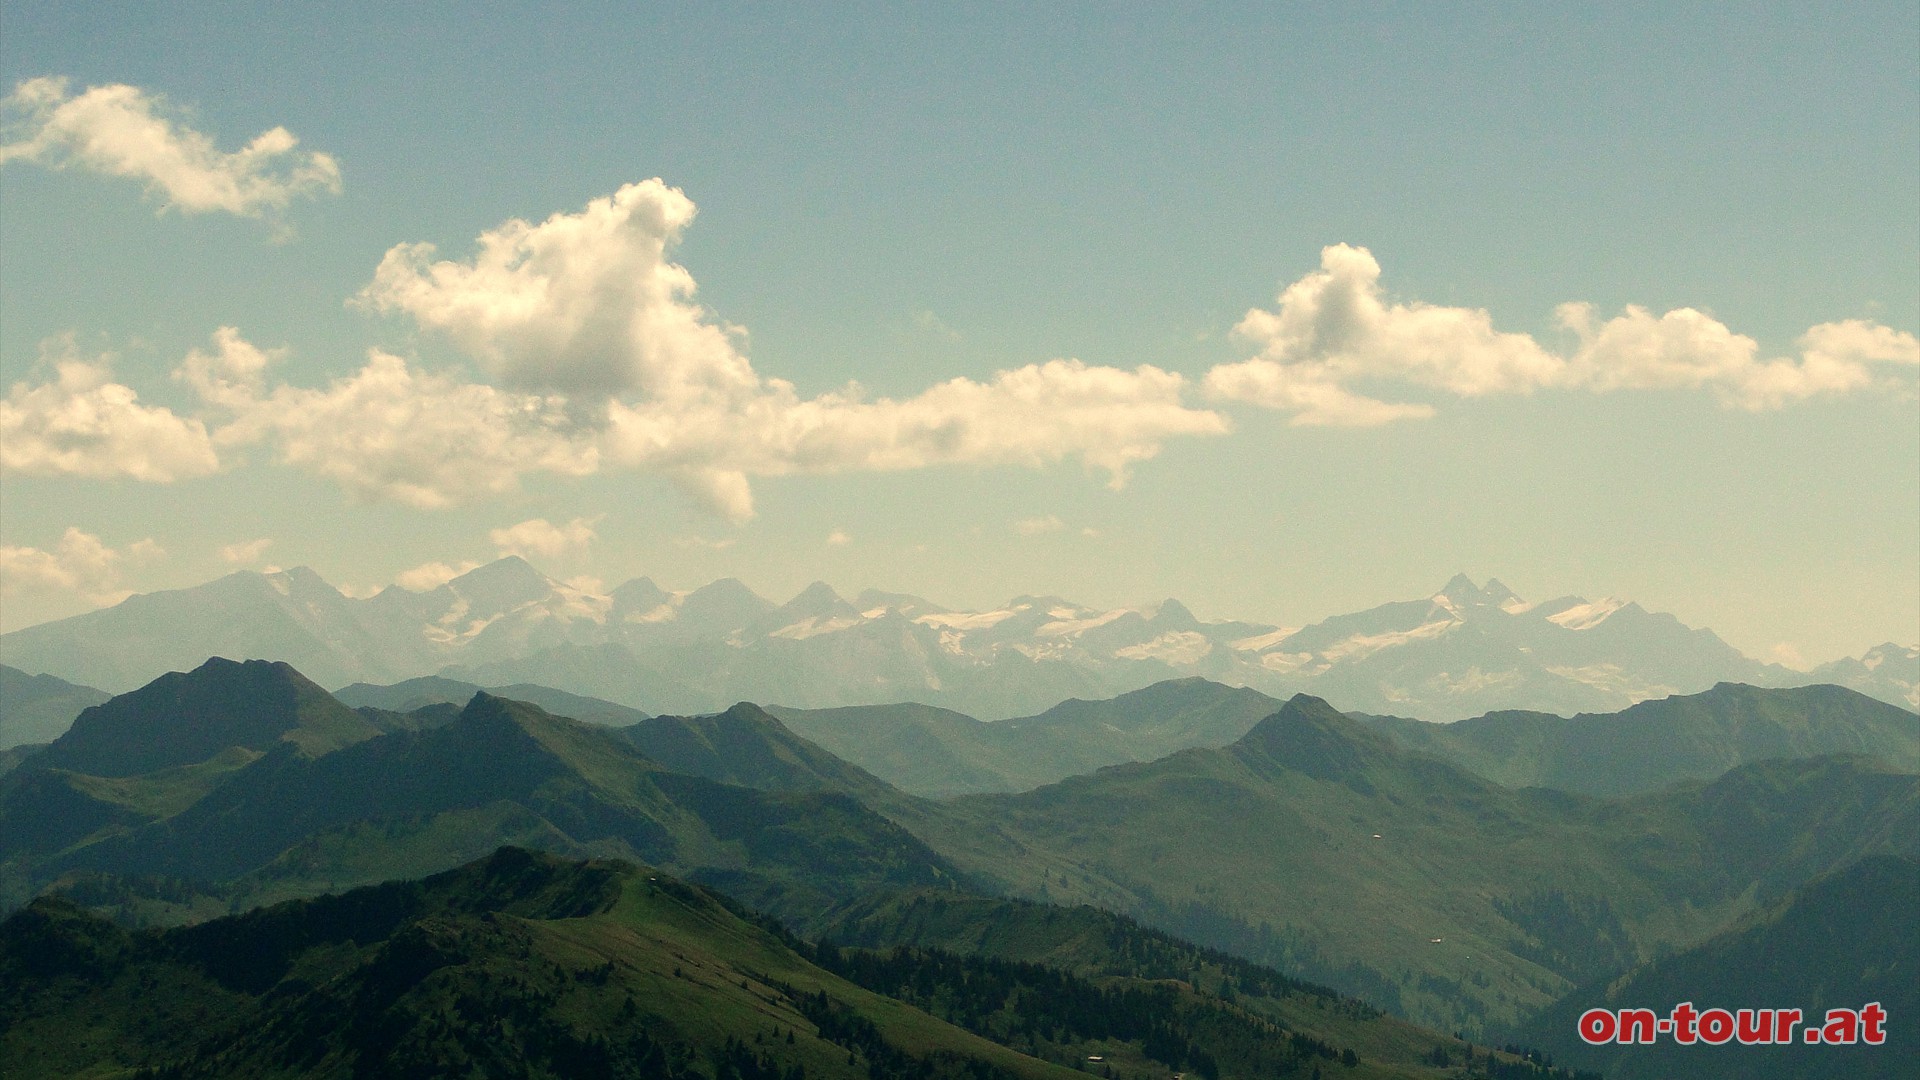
[0,847,1087,1080]
[0,664,108,750]
[916,695,1920,1033]
[1518,853,1916,1079]
[1358,682,1920,796]
[0,663,958,930]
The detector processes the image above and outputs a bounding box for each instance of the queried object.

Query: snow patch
[1546,598,1626,630]
[917,609,1018,630]
[769,615,864,640]
[1037,609,1131,637]
[1229,627,1302,652]
[1321,618,1456,663]
[1114,631,1212,665]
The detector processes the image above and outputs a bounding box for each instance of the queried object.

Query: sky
[1,2,1915,667]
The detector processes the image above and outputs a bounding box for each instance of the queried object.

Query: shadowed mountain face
[1358,681,1920,796]
[919,694,1920,1032]
[624,702,903,806]
[0,675,958,931]
[0,848,1088,1080]
[9,560,1907,721]
[28,657,382,777]
[1519,854,1918,1080]
[771,677,1287,796]
[332,674,649,727]
[0,665,109,751]
[2,654,1912,1057]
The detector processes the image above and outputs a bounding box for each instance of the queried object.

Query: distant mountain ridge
[5,656,1913,1047]
[2,559,1911,724]
[1359,681,1920,797]
[1518,853,1918,1079]
[0,665,108,750]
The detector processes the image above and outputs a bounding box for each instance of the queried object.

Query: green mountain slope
[334,674,651,726]
[626,703,906,809]
[771,678,1284,796]
[0,847,1090,1080]
[1360,682,1919,796]
[0,664,109,750]
[29,657,382,777]
[2,681,961,931]
[1518,854,1916,1080]
[917,695,1920,1034]
[821,887,1592,1078]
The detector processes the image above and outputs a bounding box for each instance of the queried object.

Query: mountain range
[3,558,1914,727]
[27,655,1912,1034]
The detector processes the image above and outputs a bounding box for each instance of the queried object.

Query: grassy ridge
[1,848,1085,1080]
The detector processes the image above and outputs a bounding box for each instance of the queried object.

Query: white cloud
[0,527,161,608]
[1207,244,1919,424]
[1,340,220,481]
[826,528,853,546]
[353,182,1230,519]
[489,516,598,559]
[218,537,273,565]
[0,76,340,219]
[357,179,750,402]
[394,559,481,592]
[197,348,600,508]
[176,326,281,410]
[1014,515,1065,535]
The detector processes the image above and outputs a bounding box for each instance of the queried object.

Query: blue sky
[2,2,1915,665]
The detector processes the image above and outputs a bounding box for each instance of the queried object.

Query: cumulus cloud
[1207,244,1919,424]
[357,180,749,402]
[218,537,273,564]
[1013,515,1066,535]
[349,181,1229,517]
[0,527,161,609]
[825,528,852,546]
[601,357,1226,521]
[489,516,598,559]
[1,340,220,481]
[191,345,600,508]
[0,76,339,219]
[394,559,481,592]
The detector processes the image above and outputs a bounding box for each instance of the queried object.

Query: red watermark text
[1578,1002,1887,1046]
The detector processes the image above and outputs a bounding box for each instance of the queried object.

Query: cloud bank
[0,527,162,610]
[0,77,340,219]
[346,180,1230,518]
[491,517,598,559]
[11,184,1912,516]
[1,342,219,481]
[1206,244,1919,425]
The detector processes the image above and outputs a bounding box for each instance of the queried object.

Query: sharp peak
[1152,598,1197,620]
[782,580,848,606]
[687,577,768,598]
[173,656,319,686]
[454,554,549,580]
[1233,694,1397,782]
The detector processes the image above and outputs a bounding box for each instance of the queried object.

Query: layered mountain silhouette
[1520,853,1917,1079]
[1358,681,1920,796]
[6,561,1911,727]
[920,695,1920,1031]
[0,664,107,750]
[3,654,1913,1052]
[0,659,955,928]
[0,848,1087,1080]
